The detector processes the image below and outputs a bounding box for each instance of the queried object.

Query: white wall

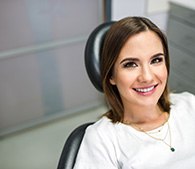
[111,0,170,31]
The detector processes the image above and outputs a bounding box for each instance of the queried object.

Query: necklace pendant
[170,147,175,152]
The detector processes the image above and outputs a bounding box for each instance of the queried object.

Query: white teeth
[135,86,154,93]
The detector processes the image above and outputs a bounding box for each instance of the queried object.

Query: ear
[109,76,116,85]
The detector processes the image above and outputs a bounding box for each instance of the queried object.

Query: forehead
[117,30,163,61]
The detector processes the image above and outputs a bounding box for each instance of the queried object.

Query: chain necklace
[146,118,168,134]
[124,120,175,152]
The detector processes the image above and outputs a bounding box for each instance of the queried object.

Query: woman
[74,17,195,169]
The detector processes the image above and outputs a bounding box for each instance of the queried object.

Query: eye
[123,61,138,68]
[151,57,164,64]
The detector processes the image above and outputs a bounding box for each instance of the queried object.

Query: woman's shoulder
[170,92,195,103]
[170,92,195,111]
[87,116,115,133]
[84,116,118,141]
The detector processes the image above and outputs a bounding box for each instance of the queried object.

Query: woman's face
[110,30,167,110]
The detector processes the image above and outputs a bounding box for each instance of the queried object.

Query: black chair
[57,122,94,169]
[57,22,114,169]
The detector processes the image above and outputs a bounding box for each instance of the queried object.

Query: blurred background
[0,0,194,168]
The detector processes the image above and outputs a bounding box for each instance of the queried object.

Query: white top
[73,92,195,169]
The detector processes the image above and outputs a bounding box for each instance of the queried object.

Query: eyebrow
[119,53,164,64]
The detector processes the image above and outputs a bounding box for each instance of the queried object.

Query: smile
[133,85,158,93]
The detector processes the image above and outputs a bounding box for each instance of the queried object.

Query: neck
[124,104,161,122]
[123,105,168,131]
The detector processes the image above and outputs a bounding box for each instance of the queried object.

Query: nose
[137,65,154,83]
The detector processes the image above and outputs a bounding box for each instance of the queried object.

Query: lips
[133,84,158,93]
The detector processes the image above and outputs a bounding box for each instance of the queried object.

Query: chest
[116,115,195,169]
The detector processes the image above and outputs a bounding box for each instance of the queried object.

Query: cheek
[113,71,136,90]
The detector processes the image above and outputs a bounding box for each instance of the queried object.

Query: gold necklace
[147,118,168,134]
[124,121,175,152]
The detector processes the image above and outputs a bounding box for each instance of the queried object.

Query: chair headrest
[85,22,114,92]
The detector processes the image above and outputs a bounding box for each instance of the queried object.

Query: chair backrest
[85,21,114,92]
[57,123,94,169]
[57,22,114,169]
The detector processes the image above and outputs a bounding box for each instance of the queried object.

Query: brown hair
[101,16,170,123]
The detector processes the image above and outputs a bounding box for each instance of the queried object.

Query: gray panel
[167,18,195,54]
[169,71,195,94]
[169,46,195,82]
[0,0,101,51]
[170,3,195,26]
[0,0,104,136]
[168,2,195,95]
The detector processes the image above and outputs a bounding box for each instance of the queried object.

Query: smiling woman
[73,17,195,169]
[101,17,170,124]
[109,30,168,116]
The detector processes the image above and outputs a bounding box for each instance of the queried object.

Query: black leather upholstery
[57,122,94,169]
[85,22,114,92]
[57,22,114,169]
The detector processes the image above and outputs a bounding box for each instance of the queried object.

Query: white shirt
[73,92,195,169]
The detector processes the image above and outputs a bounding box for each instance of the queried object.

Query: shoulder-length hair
[101,16,171,123]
